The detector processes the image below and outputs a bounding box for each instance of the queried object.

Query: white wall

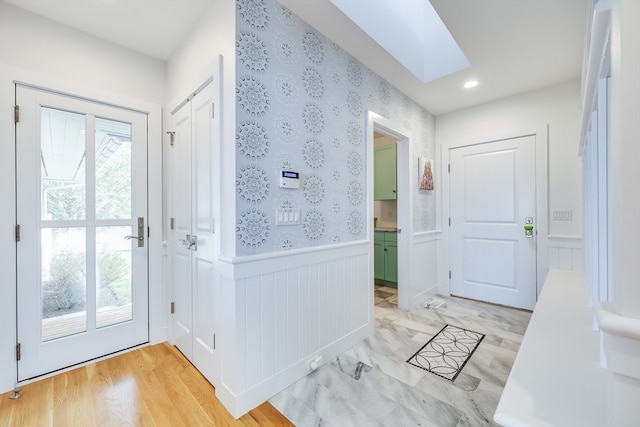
[0,3,165,394]
[436,79,582,238]
[0,3,165,105]
[436,80,584,292]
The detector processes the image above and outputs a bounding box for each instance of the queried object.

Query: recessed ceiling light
[464,80,479,89]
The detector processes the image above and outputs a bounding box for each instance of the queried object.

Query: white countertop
[494,269,608,427]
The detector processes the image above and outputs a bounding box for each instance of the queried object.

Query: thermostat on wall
[279,170,300,188]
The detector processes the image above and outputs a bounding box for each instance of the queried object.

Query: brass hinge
[211,102,215,119]
[14,105,19,123]
[170,302,175,314]
[15,224,20,242]
[16,343,21,361]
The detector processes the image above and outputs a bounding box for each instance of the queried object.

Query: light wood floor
[0,343,294,427]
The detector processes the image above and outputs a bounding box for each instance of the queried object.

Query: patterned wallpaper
[235,0,436,256]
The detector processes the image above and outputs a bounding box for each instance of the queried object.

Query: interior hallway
[270,286,532,426]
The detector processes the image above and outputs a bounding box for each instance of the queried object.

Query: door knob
[186,234,197,251]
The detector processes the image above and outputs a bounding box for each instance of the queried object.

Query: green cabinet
[374,145,397,200]
[374,231,397,287]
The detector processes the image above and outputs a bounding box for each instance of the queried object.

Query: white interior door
[170,79,218,385]
[449,135,537,310]
[16,85,149,381]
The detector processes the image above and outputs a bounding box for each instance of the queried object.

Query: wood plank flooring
[0,342,294,427]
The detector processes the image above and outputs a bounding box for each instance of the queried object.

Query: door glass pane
[41,107,86,221]
[41,227,86,342]
[96,226,132,328]
[95,117,132,220]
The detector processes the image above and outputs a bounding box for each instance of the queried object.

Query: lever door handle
[524,225,534,238]
[124,217,145,247]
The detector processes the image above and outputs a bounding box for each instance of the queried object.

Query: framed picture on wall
[419,157,434,190]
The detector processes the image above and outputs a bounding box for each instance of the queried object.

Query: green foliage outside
[42,251,131,318]
[42,142,133,319]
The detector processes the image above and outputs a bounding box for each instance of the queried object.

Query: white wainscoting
[547,235,583,272]
[409,231,441,307]
[215,241,373,418]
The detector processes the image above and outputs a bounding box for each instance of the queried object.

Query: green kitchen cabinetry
[374,231,397,287]
[374,145,396,200]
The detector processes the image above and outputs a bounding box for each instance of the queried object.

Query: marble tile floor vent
[407,324,485,382]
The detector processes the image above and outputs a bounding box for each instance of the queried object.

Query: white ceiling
[3,0,591,115]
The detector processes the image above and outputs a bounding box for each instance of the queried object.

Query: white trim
[218,240,369,279]
[547,235,583,246]
[579,0,612,155]
[366,111,415,310]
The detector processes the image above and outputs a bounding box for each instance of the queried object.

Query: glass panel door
[16,85,148,381]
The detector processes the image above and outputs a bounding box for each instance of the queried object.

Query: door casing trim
[0,64,163,394]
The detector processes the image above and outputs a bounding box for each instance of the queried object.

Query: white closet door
[170,77,219,386]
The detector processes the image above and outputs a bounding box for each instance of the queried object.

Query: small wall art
[419,157,434,190]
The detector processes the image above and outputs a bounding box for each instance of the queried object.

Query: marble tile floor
[269,285,532,427]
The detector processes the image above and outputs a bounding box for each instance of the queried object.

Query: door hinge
[16,343,21,361]
[448,217,451,226]
[148,226,150,238]
[211,102,215,119]
[449,270,452,280]
[15,224,20,242]
[213,333,216,350]
[167,131,175,146]
[170,302,175,314]
[170,218,175,230]
[14,105,19,123]
[448,164,450,173]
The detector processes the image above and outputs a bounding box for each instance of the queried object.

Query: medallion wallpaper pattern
[235,0,436,256]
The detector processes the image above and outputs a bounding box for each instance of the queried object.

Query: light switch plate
[276,208,301,225]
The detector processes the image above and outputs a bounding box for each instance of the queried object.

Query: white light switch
[276,208,301,226]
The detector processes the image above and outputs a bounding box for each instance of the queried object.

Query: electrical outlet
[552,209,573,221]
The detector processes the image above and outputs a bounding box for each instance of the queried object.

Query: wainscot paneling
[547,235,583,272]
[408,231,441,308]
[215,241,373,418]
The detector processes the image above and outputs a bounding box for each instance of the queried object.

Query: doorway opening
[368,111,413,311]
[373,131,399,307]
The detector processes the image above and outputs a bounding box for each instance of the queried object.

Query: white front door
[170,79,218,386]
[16,85,149,381]
[449,135,537,310]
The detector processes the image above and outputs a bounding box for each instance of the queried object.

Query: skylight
[330,0,470,83]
